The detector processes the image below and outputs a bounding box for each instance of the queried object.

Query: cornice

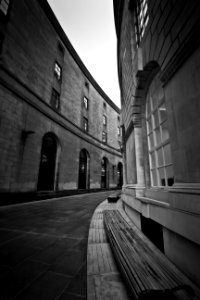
[38,0,120,113]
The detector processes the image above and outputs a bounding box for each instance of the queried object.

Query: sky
[47,0,121,107]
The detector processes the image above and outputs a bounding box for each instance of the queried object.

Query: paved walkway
[87,199,130,300]
[0,191,119,300]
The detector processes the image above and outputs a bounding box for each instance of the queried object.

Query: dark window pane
[83,117,88,132]
[102,131,107,143]
[54,62,62,81]
[58,42,64,55]
[51,89,60,110]
[0,0,9,15]
[158,167,165,186]
[103,115,107,126]
[117,127,120,136]
[166,165,174,186]
[159,103,167,123]
[83,97,88,110]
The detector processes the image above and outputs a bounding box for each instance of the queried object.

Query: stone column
[121,125,127,187]
[134,121,145,197]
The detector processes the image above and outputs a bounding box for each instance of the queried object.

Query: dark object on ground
[107,193,120,203]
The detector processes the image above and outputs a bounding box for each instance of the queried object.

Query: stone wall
[114,0,200,286]
[0,0,122,194]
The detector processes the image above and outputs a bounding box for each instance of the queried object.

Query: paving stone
[0,229,25,245]
[14,270,70,300]
[0,244,41,267]
[58,293,86,300]
[73,238,87,252]
[31,237,78,265]
[1,260,49,299]
[63,262,87,297]
[50,250,86,276]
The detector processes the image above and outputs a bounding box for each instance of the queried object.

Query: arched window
[78,149,90,189]
[146,76,174,187]
[37,133,58,191]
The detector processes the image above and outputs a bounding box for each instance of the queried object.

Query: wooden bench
[103,210,200,300]
[87,202,130,300]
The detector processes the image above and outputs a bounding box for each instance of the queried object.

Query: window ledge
[136,196,170,208]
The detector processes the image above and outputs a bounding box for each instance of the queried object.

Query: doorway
[37,133,57,191]
[101,157,109,188]
[78,149,90,189]
[117,162,123,187]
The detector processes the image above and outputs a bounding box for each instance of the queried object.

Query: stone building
[114,0,200,286]
[0,0,123,199]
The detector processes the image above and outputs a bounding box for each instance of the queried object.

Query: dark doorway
[37,133,57,191]
[78,149,89,189]
[101,157,109,188]
[117,162,123,187]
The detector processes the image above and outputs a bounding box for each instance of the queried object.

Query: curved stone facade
[114,0,200,286]
[0,0,123,197]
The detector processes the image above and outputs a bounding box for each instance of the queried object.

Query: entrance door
[37,133,57,191]
[78,149,89,189]
[101,157,108,188]
[117,162,123,187]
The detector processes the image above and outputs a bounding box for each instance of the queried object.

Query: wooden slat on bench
[87,201,131,300]
[104,210,200,300]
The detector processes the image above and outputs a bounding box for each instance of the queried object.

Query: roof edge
[38,0,121,113]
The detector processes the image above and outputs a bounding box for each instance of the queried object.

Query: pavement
[87,200,130,300]
[0,190,119,300]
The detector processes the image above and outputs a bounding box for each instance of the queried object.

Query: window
[54,62,62,81]
[51,89,60,111]
[0,0,9,15]
[103,102,106,109]
[85,81,89,90]
[103,115,107,126]
[146,80,174,187]
[102,131,107,143]
[134,0,149,46]
[83,117,88,132]
[83,97,88,110]
[117,126,120,136]
[58,42,64,56]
